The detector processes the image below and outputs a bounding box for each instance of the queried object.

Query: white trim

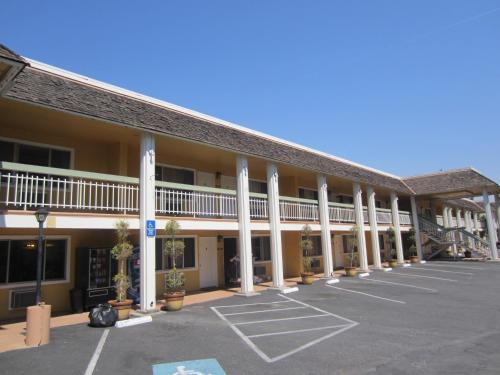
[0,235,71,289]
[25,58,403,180]
[0,135,75,169]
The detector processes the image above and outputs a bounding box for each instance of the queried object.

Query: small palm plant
[111,220,133,302]
[386,227,396,260]
[300,224,315,285]
[164,220,185,292]
[348,225,359,268]
[300,224,314,274]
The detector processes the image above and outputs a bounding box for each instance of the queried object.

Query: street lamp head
[35,207,49,224]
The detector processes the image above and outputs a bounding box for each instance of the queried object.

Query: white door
[199,237,218,288]
[333,235,344,268]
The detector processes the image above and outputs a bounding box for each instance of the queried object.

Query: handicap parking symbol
[153,358,227,375]
[146,220,156,237]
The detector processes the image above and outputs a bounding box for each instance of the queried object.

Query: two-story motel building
[1,44,499,321]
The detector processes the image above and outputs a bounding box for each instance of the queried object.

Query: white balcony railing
[0,162,415,226]
[279,197,319,221]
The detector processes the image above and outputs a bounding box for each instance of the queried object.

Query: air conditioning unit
[9,289,36,309]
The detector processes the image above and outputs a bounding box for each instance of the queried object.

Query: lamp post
[34,207,49,305]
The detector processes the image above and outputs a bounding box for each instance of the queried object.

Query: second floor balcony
[0,162,413,227]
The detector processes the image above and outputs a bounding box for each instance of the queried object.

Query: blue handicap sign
[146,220,156,237]
[153,358,226,375]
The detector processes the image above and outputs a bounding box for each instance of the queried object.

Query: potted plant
[163,220,186,311]
[408,228,419,263]
[109,220,134,320]
[300,224,315,285]
[344,225,359,277]
[386,227,398,268]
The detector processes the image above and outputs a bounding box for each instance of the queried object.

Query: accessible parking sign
[152,358,227,375]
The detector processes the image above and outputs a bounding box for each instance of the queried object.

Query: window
[252,236,271,261]
[302,235,322,257]
[155,165,194,185]
[342,235,357,254]
[299,188,318,200]
[375,200,382,208]
[249,180,267,194]
[0,239,67,284]
[0,139,71,169]
[336,195,354,204]
[155,237,196,270]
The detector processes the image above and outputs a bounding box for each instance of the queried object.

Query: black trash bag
[88,303,118,327]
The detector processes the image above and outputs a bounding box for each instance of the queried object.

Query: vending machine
[127,247,141,304]
[75,247,117,310]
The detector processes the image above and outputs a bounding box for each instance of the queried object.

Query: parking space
[211,294,358,363]
[1,260,500,374]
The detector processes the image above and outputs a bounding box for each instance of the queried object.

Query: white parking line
[325,285,406,304]
[211,294,358,363]
[247,324,351,338]
[407,267,473,276]
[214,300,294,308]
[83,328,109,375]
[423,263,485,270]
[389,272,457,282]
[223,306,306,316]
[234,313,329,325]
[359,277,437,292]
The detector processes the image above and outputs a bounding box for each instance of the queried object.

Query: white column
[267,163,284,288]
[496,195,500,240]
[353,183,368,272]
[473,212,480,231]
[410,196,423,261]
[236,156,255,295]
[139,132,156,312]
[390,191,404,264]
[366,186,382,269]
[482,189,498,260]
[443,206,450,227]
[317,175,334,278]
[455,208,462,228]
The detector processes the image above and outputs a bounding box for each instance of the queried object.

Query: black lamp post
[34,207,49,305]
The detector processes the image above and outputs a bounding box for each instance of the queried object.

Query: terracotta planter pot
[344,267,358,277]
[300,272,315,285]
[410,256,419,264]
[108,299,133,321]
[389,259,398,268]
[164,290,185,311]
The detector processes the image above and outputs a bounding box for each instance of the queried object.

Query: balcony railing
[279,197,319,221]
[0,162,413,226]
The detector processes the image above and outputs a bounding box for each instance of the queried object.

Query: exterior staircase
[417,216,491,260]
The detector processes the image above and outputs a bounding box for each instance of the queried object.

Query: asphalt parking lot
[2,260,500,375]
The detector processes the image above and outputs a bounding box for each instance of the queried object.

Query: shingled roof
[0,44,26,64]
[403,168,500,197]
[3,63,412,194]
[444,198,484,212]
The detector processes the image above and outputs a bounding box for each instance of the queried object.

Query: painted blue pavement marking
[153,358,227,375]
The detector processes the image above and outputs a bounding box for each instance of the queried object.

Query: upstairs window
[249,180,268,194]
[299,188,318,201]
[155,165,195,185]
[0,139,71,169]
[336,195,354,204]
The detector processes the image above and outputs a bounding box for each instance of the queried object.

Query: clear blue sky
[3,1,500,181]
